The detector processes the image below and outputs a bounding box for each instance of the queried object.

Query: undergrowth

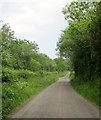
[70,73,100,106]
[2,68,66,118]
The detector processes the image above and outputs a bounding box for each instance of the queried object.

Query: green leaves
[1,23,68,73]
[54,58,67,71]
[57,1,101,82]
[62,2,98,24]
[2,68,15,82]
[1,24,39,70]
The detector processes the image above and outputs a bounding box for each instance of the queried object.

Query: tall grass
[2,69,66,118]
[70,73,100,106]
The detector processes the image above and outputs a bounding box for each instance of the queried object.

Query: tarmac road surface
[10,76,99,118]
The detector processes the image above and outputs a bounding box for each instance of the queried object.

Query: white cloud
[1,0,73,58]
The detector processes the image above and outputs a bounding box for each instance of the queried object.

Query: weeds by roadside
[2,69,66,118]
[70,72,100,106]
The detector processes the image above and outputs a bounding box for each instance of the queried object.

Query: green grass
[71,79,100,106]
[0,83,2,120]
[2,70,66,118]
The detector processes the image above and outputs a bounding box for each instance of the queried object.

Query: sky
[1,0,73,59]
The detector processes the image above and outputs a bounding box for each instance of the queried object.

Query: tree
[30,59,41,71]
[1,24,15,68]
[57,1,100,82]
[54,58,67,71]
[62,1,97,24]
[1,24,39,70]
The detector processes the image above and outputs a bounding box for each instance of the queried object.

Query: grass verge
[71,78,100,106]
[2,70,66,118]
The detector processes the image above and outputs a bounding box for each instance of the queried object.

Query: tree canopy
[57,1,101,82]
[1,23,68,72]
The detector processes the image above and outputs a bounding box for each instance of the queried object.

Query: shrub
[2,71,61,118]
[2,68,16,82]
[69,71,75,80]
[15,69,35,79]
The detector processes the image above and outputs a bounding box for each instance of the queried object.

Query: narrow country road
[10,76,99,118]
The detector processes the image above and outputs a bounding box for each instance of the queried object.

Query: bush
[2,68,16,82]
[2,68,35,83]
[2,70,61,118]
[16,69,35,79]
[69,71,75,80]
